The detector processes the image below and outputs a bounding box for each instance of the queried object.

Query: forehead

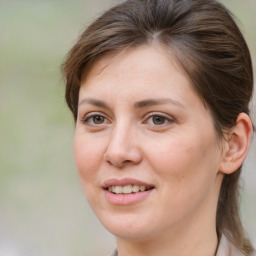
[81,44,189,88]
[78,45,208,117]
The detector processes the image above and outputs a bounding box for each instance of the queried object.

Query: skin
[74,45,251,256]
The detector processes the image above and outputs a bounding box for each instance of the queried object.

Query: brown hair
[62,0,254,254]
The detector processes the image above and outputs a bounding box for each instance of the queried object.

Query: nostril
[123,160,132,163]
[103,145,143,167]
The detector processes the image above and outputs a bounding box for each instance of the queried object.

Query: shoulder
[251,248,256,256]
[216,234,256,256]
[108,248,118,256]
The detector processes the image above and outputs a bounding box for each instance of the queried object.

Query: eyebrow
[134,98,185,108]
[78,97,185,109]
[78,98,109,108]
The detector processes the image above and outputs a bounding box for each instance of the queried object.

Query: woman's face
[74,45,224,241]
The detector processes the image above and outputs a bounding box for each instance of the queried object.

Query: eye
[144,113,174,126]
[81,113,109,126]
[91,115,106,124]
[151,116,168,125]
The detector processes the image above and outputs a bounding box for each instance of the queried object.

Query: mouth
[103,178,155,205]
[103,178,155,195]
[106,184,154,194]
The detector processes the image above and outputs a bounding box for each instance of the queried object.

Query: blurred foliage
[0,0,255,255]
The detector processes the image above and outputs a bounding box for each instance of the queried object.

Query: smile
[108,185,150,194]
[103,178,155,205]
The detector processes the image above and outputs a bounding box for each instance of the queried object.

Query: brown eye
[82,114,108,126]
[144,113,174,127]
[152,116,167,125]
[93,115,105,124]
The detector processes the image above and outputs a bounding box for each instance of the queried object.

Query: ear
[219,113,253,174]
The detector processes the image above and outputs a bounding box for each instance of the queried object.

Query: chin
[97,211,159,241]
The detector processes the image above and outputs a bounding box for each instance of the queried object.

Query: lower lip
[104,189,154,205]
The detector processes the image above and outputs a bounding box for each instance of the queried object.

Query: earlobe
[219,113,253,174]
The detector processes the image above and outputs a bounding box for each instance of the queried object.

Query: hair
[62,0,254,254]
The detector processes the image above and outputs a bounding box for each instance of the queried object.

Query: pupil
[93,116,104,124]
[153,116,165,125]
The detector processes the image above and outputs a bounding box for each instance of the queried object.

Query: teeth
[140,186,146,192]
[123,185,132,194]
[107,185,148,194]
[132,185,140,193]
[115,186,122,194]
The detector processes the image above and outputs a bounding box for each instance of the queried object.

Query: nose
[104,124,142,168]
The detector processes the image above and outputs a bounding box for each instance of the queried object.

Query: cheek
[148,132,220,196]
[145,136,220,226]
[73,133,107,209]
[73,134,103,181]
[157,130,218,169]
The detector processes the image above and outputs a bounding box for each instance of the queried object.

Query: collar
[216,234,244,256]
[108,234,252,256]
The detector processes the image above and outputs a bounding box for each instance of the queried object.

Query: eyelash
[143,113,174,126]
[80,112,174,127]
[81,113,109,126]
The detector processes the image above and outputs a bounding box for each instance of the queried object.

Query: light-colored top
[108,235,256,256]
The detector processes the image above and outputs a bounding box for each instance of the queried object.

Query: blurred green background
[0,0,255,255]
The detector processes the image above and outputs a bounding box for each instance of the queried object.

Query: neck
[116,223,218,256]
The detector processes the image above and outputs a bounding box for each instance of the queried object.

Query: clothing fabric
[215,235,244,256]
[108,248,118,256]
[108,248,117,256]
[108,234,256,256]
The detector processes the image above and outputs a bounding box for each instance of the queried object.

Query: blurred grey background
[0,0,255,255]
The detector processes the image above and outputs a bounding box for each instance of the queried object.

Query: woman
[62,0,255,255]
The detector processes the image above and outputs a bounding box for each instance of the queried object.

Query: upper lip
[102,178,155,189]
